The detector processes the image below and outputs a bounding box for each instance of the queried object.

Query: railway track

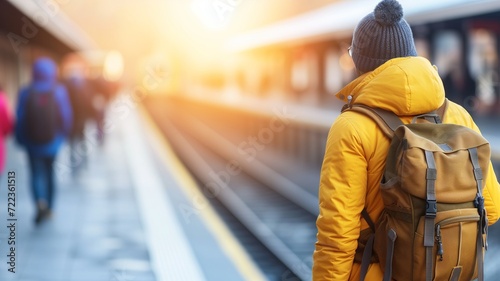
[145,99,318,280]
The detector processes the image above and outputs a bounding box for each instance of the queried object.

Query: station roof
[3,0,97,53]
[227,0,500,52]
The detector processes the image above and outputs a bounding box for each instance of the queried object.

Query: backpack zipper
[436,224,444,261]
[437,215,479,226]
[435,214,479,261]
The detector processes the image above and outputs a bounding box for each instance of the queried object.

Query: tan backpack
[344,100,490,281]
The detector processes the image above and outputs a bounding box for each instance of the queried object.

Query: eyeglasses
[348,46,352,57]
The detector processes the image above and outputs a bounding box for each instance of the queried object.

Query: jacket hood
[336,56,445,115]
[32,57,58,84]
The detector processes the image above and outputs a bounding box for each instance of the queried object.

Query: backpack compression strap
[424,150,438,281]
[469,147,487,281]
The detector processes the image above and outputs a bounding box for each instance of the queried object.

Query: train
[183,0,500,118]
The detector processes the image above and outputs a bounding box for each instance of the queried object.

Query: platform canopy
[5,0,97,52]
[226,0,500,52]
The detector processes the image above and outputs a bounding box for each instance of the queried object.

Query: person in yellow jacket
[312,0,500,280]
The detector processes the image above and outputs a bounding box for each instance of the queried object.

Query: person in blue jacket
[15,57,72,224]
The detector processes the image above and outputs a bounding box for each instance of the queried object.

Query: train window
[270,52,286,97]
[324,49,342,94]
[432,30,479,108]
[245,61,263,95]
[414,38,430,60]
[310,52,319,92]
[291,53,310,92]
[469,29,499,113]
[469,29,497,79]
[433,30,462,77]
[264,53,282,96]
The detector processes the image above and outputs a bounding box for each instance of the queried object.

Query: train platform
[0,105,266,281]
[0,94,499,281]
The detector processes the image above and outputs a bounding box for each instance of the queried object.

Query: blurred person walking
[63,71,92,175]
[0,86,13,175]
[88,76,118,146]
[312,0,500,280]
[15,57,73,224]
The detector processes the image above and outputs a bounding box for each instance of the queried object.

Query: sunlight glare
[190,0,230,31]
[103,50,124,82]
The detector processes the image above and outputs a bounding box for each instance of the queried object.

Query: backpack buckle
[474,194,485,211]
[426,200,437,218]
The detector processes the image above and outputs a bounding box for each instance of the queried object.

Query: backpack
[343,99,490,281]
[24,87,61,144]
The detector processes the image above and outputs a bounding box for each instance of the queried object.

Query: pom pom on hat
[374,0,403,26]
[350,0,417,73]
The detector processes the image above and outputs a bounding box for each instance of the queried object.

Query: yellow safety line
[139,107,267,281]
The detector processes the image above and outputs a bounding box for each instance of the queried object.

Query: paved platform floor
[0,104,265,281]
[0,121,157,281]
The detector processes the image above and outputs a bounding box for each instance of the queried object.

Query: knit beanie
[351,0,417,73]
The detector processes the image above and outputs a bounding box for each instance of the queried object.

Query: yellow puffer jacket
[313,56,500,281]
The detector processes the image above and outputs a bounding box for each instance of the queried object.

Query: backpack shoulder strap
[436,98,448,121]
[342,99,449,137]
[342,104,403,138]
